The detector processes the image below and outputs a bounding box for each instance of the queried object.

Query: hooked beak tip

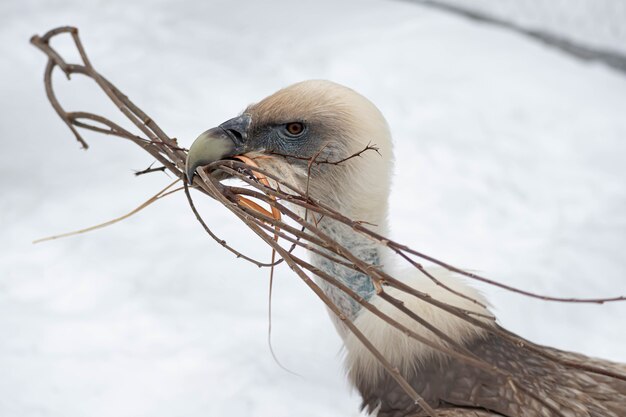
[185,114,252,185]
[185,128,238,186]
[185,165,196,186]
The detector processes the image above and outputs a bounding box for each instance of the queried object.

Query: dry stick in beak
[232,155,282,235]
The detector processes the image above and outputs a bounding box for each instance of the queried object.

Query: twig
[134,162,167,176]
[270,142,381,165]
[183,181,283,268]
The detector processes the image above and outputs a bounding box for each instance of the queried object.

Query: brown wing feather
[357,326,626,417]
[409,410,500,417]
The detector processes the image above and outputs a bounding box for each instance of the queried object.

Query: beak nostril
[225,128,244,143]
[218,114,250,145]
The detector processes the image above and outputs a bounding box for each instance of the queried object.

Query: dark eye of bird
[285,122,305,137]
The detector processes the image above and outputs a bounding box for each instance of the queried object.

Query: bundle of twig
[31,27,626,416]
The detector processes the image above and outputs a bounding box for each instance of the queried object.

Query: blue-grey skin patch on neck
[310,220,379,320]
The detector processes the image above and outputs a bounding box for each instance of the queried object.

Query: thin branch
[183,181,283,268]
[269,142,381,165]
[134,163,167,176]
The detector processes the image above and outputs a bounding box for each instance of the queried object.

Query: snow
[434,0,626,54]
[1,1,626,416]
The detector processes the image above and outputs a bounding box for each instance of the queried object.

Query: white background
[1,1,625,416]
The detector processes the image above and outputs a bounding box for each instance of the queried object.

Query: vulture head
[186,80,393,231]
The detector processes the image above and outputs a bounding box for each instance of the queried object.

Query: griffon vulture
[185,80,626,416]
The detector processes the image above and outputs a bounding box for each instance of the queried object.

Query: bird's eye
[284,122,305,137]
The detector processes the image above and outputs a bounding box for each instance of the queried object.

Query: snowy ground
[1,1,626,416]
[434,0,626,54]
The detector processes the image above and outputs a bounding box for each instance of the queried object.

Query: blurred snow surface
[438,0,626,54]
[1,1,625,416]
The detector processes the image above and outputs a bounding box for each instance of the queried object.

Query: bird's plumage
[362,328,626,417]
[186,80,626,416]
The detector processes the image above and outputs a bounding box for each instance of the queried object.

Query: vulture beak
[185,114,252,184]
